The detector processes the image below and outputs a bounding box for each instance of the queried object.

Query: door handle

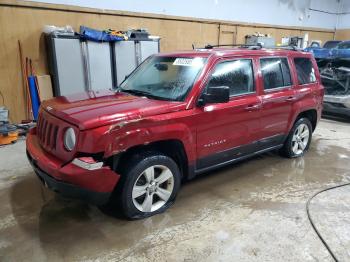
[285,96,296,102]
[244,104,260,111]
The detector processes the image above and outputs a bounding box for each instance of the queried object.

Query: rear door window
[294,58,316,85]
[260,57,292,90]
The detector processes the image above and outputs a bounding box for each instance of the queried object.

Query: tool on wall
[26,57,41,120]
[18,40,32,121]
[18,40,43,121]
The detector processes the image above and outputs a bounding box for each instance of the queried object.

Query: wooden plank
[36,75,53,101]
[219,24,236,45]
[335,29,350,40]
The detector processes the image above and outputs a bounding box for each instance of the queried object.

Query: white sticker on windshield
[173,58,194,66]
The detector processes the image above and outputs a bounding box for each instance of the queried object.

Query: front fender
[104,118,196,162]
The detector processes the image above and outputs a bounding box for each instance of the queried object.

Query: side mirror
[198,86,230,106]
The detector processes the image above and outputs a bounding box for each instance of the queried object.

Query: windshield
[323,41,341,49]
[336,42,350,49]
[119,56,207,101]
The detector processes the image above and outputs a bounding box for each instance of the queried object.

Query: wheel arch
[291,109,318,132]
[106,139,191,180]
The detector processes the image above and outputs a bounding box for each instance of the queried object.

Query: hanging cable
[306,182,350,262]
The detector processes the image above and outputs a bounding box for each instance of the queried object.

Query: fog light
[72,157,103,170]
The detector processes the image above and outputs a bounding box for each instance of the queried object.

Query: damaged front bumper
[26,129,120,205]
[323,95,350,117]
[319,58,350,117]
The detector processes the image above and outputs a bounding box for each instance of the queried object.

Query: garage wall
[0,1,335,122]
[27,0,340,30]
[336,0,350,29]
[334,0,350,40]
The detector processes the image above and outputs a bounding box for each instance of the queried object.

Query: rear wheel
[281,118,312,158]
[115,151,181,219]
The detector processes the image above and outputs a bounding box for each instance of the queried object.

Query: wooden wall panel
[0,3,335,122]
[274,29,301,43]
[335,29,350,40]
[218,25,236,45]
[236,26,290,45]
[236,26,334,46]
[301,30,334,45]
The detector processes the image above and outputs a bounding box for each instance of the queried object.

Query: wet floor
[1,118,350,261]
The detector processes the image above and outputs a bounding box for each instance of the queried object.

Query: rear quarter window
[294,57,316,85]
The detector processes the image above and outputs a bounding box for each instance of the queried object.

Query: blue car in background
[305,40,342,60]
[330,41,350,60]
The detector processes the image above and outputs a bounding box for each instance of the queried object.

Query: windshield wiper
[120,89,169,100]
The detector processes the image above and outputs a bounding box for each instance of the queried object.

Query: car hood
[41,90,186,130]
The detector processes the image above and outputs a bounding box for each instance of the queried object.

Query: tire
[113,151,181,219]
[280,118,313,158]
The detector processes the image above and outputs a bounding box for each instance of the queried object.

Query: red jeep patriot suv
[27,46,324,219]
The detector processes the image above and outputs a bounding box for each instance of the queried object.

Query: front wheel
[281,118,312,158]
[115,152,181,219]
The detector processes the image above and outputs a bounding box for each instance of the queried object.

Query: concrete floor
[1,118,350,261]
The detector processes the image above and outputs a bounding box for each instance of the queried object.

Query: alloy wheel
[132,165,174,213]
[291,123,310,155]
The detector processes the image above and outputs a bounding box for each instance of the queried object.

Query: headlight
[64,128,76,151]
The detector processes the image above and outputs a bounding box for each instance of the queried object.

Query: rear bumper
[26,129,120,205]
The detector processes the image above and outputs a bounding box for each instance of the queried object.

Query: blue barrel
[28,76,40,120]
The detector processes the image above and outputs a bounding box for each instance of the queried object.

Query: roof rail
[202,44,301,51]
[203,44,262,50]
[267,45,300,51]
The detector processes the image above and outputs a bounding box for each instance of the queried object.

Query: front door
[195,58,261,171]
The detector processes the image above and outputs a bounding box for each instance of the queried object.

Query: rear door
[292,56,320,117]
[258,56,296,149]
[195,57,261,170]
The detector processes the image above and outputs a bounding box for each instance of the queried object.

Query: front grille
[37,113,59,150]
[35,110,77,162]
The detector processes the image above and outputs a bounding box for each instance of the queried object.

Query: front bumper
[323,95,350,117]
[26,129,120,205]
[323,102,350,117]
